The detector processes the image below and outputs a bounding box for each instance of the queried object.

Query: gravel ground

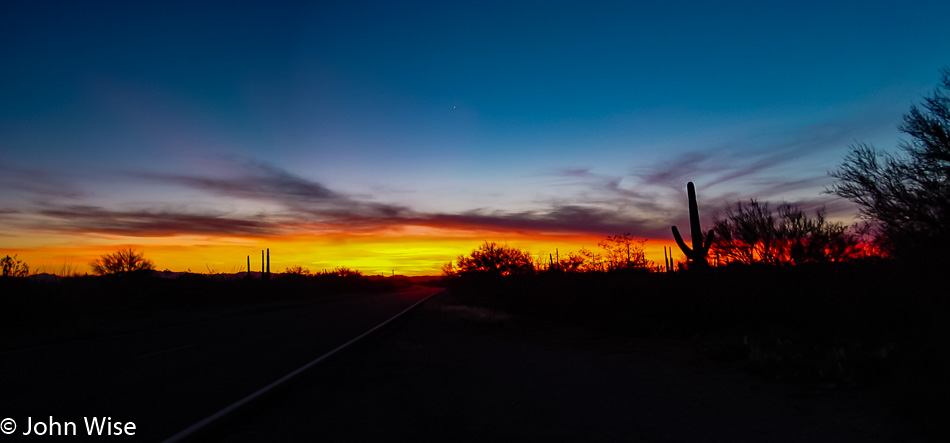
[207,291,928,442]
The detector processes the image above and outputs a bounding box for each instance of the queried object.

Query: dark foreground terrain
[2,262,946,442]
[0,275,435,441]
[207,288,928,442]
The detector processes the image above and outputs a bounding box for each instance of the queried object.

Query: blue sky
[2,0,949,272]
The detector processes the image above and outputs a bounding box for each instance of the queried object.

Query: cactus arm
[672,225,695,259]
[701,229,716,255]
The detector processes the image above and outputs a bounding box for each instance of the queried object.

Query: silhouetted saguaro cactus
[265,248,270,280]
[671,182,715,269]
[663,246,672,273]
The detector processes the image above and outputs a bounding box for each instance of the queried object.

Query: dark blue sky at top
[2,0,950,241]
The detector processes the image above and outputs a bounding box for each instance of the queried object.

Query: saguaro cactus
[671,182,715,268]
[663,246,672,273]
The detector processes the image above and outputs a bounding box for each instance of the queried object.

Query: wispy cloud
[33,205,276,237]
[4,134,864,242]
[638,150,720,191]
[623,113,888,223]
[546,168,668,213]
[138,160,339,203]
[638,113,884,192]
[0,164,86,200]
[525,113,883,229]
[1,159,668,239]
[424,204,665,238]
[136,159,413,224]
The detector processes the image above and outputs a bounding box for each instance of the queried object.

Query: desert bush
[576,247,604,272]
[89,248,155,275]
[713,200,861,265]
[332,266,362,277]
[598,233,648,270]
[449,241,534,277]
[1,254,29,277]
[284,265,311,275]
[557,252,587,272]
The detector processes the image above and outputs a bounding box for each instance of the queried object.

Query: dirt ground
[208,291,929,442]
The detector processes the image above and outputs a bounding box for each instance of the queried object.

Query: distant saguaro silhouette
[663,246,673,273]
[672,182,715,269]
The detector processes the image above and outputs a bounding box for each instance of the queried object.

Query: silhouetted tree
[775,204,859,264]
[598,233,647,270]
[558,252,587,272]
[713,200,777,265]
[851,221,886,258]
[452,241,534,276]
[577,247,604,272]
[89,248,155,275]
[1,254,29,277]
[831,68,950,261]
[713,200,859,265]
[441,261,459,277]
[332,266,362,277]
[284,265,311,276]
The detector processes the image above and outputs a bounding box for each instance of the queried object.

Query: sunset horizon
[10,220,688,276]
[3,1,949,275]
[4,2,950,441]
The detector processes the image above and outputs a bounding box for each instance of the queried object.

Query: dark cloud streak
[15,158,668,238]
[7,151,859,240]
[34,205,275,237]
[137,160,340,204]
[137,159,413,223]
[638,115,879,194]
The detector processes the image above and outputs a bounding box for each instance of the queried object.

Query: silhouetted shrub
[332,266,361,277]
[712,200,861,265]
[1,254,29,277]
[284,265,311,276]
[447,242,534,277]
[89,248,155,275]
[598,233,648,270]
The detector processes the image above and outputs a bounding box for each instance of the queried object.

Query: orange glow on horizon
[7,227,685,277]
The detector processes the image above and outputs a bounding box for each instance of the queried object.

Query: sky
[2,0,949,275]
